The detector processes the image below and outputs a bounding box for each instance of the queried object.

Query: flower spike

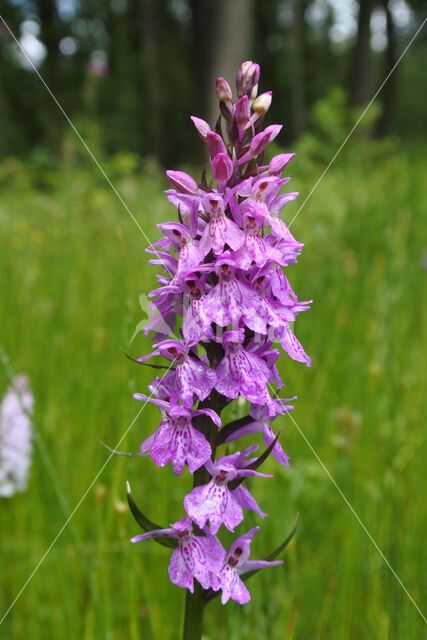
[124,61,311,628]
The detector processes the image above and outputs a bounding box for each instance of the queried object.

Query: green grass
[0,143,426,639]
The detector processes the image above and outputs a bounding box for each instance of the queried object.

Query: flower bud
[216,77,233,104]
[237,130,270,165]
[190,116,211,140]
[234,95,251,125]
[211,153,233,185]
[166,170,199,195]
[236,61,260,99]
[263,124,282,143]
[252,91,272,115]
[206,131,227,157]
[268,153,295,174]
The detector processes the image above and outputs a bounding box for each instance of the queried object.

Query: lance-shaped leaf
[241,512,299,583]
[217,415,255,445]
[99,437,144,457]
[126,482,177,549]
[228,433,280,491]
[120,347,173,370]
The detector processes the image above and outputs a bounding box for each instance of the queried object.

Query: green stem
[182,582,205,640]
[182,342,224,639]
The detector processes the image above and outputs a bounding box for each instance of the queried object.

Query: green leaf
[241,512,300,583]
[120,347,172,370]
[217,415,254,445]
[130,319,148,343]
[228,433,280,490]
[126,482,177,549]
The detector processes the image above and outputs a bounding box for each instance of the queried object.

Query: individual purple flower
[133,396,220,475]
[181,276,214,346]
[201,253,260,330]
[232,209,275,270]
[131,517,224,592]
[184,450,271,534]
[199,194,244,257]
[156,222,202,278]
[139,339,216,407]
[214,329,270,403]
[218,527,283,604]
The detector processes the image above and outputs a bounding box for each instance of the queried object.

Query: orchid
[125,61,311,639]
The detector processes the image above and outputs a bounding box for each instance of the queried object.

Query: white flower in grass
[0,375,33,497]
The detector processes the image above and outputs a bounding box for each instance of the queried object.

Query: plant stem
[182,343,224,639]
[182,582,205,640]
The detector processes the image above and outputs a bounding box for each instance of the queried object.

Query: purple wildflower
[218,527,283,604]
[131,517,224,592]
[133,395,220,475]
[183,449,271,534]
[126,61,311,615]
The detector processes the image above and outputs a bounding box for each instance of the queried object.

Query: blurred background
[0,1,426,639]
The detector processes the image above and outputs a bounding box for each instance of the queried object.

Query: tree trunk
[140,0,163,156]
[290,0,306,137]
[37,0,62,149]
[191,0,253,126]
[350,0,373,105]
[377,0,397,136]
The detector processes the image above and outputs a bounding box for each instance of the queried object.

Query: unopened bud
[190,116,211,140]
[236,61,260,98]
[206,131,227,157]
[263,124,282,143]
[268,153,295,174]
[234,95,251,125]
[166,170,199,195]
[211,153,233,185]
[216,77,233,103]
[237,130,270,165]
[252,91,272,115]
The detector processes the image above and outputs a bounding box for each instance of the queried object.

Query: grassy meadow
[0,140,426,639]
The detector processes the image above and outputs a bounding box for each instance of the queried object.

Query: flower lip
[227,546,243,567]
[215,469,229,485]
[222,329,245,348]
[202,193,224,217]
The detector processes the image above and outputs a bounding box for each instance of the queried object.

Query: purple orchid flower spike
[133,395,221,475]
[131,517,224,592]
[218,527,283,604]
[125,61,310,631]
[183,450,271,534]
